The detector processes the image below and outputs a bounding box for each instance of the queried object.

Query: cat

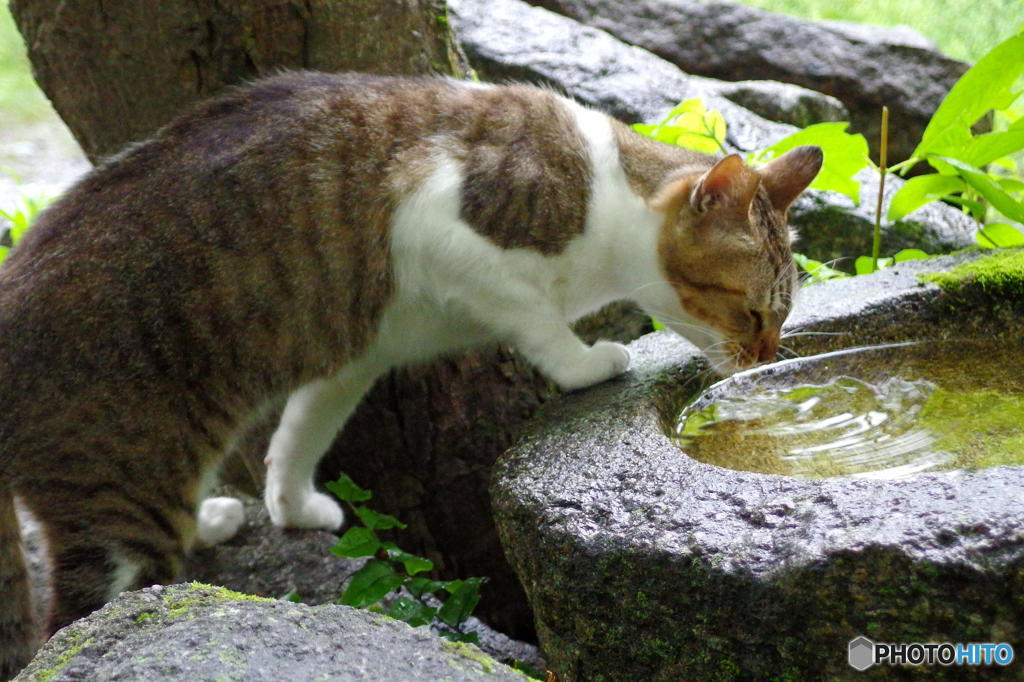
[0,71,820,676]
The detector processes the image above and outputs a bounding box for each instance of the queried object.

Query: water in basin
[672,339,1024,479]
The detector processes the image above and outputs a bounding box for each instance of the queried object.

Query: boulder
[528,0,970,163]
[710,79,849,129]
[449,0,977,265]
[183,497,545,670]
[491,251,1024,679]
[14,583,529,681]
[19,496,543,673]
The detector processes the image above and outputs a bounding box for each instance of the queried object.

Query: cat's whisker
[780,330,849,340]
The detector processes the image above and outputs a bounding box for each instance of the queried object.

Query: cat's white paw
[265,486,344,531]
[196,496,246,546]
[558,341,631,391]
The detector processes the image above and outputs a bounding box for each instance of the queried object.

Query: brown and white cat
[0,71,820,676]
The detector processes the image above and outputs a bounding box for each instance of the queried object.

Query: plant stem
[872,106,889,273]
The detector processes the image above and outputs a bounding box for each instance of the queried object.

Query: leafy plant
[634,29,1024,285]
[632,99,728,154]
[888,31,1024,248]
[0,191,51,263]
[326,473,485,644]
[748,122,869,204]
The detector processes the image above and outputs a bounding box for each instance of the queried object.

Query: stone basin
[492,250,1024,680]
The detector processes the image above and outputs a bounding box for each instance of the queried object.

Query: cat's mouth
[703,338,778,377]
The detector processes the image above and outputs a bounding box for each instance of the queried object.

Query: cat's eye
[749,310,763,332]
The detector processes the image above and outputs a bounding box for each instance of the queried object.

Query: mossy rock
[15,583,527,681]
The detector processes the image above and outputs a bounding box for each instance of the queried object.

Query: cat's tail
[0,487,37,680]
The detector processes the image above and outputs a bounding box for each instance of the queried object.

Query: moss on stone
[441,639,532,678]
[919,247,1024,297]
[161,583,275,619]
[34,633,91,682]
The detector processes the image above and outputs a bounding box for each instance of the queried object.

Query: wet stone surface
[492,252,1024,680]
[15,584,528,682]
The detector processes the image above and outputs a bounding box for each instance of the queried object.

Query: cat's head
[643,146,822,376]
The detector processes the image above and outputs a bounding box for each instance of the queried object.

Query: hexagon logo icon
[848,636,875,671]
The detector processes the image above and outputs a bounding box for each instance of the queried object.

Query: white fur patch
[106,550,142,601]
[196,496,246,546]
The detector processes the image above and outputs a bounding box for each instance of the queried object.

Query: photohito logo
[849,636,1015,671]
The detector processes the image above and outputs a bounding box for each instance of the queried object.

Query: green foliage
[637,29,1024,286]
[725,0,1021,63]
[0,191,51,263]
[632,99,728,154]
[889,31,1024,249]
[326,473,484,644]
[0,7,51,123]
[792,253,847,284]
[749,122,869,203]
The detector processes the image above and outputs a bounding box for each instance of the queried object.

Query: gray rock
[820,19,937,50]
[20,496,542,674]
[182,497,545,670]
[449,0,977,262]
[710,79,849,129]
[528,0,969,163]
[792,167,978,268]
[491,252,1024,679]
[15,583,529,681]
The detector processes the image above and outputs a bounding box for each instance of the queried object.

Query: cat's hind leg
[37,513,186,638]
[264,364,379,530]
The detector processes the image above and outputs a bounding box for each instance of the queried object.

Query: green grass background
[713,0,1024,63]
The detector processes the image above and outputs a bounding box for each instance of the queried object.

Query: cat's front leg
[264,366,378,530]
[510,315,631,392]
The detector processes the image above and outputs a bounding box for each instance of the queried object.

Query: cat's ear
[757,145,823,213]
[688,154,759,217]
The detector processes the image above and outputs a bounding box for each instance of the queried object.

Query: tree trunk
[11,0,468,161]
[11,0,649,639]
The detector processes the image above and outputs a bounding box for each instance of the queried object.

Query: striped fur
[0,72,819,677]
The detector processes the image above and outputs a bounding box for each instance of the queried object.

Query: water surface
[672,340,1024,479]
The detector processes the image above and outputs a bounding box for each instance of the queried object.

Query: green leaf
[997,177,1024,195]
[792,252,847,284]
[325,473,372,502]
[705,110,727,148]
[669,131,724,154]
[388,596,437,627]
[440,631,481,645]
[934,156,1024,223]
[757,123,869,204]
[380,543,434,575]
[650,317,666,331]
[892,249,932,263]
[406,576,446,598]
[437,577,483,628]
[353,506,407,530]
[887,174,966,221]
[914,32,1024,160]
[280,590,302,603]
[634,98,728,153]
[942,195,987,221]
[977,222,1024,248]
[854,256,894,275]
[339,559,404,607]
[954,126,1024,168]
[330,526,381,558]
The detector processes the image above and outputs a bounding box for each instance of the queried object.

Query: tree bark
[11,0,649,639]
[11,0,468,161]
